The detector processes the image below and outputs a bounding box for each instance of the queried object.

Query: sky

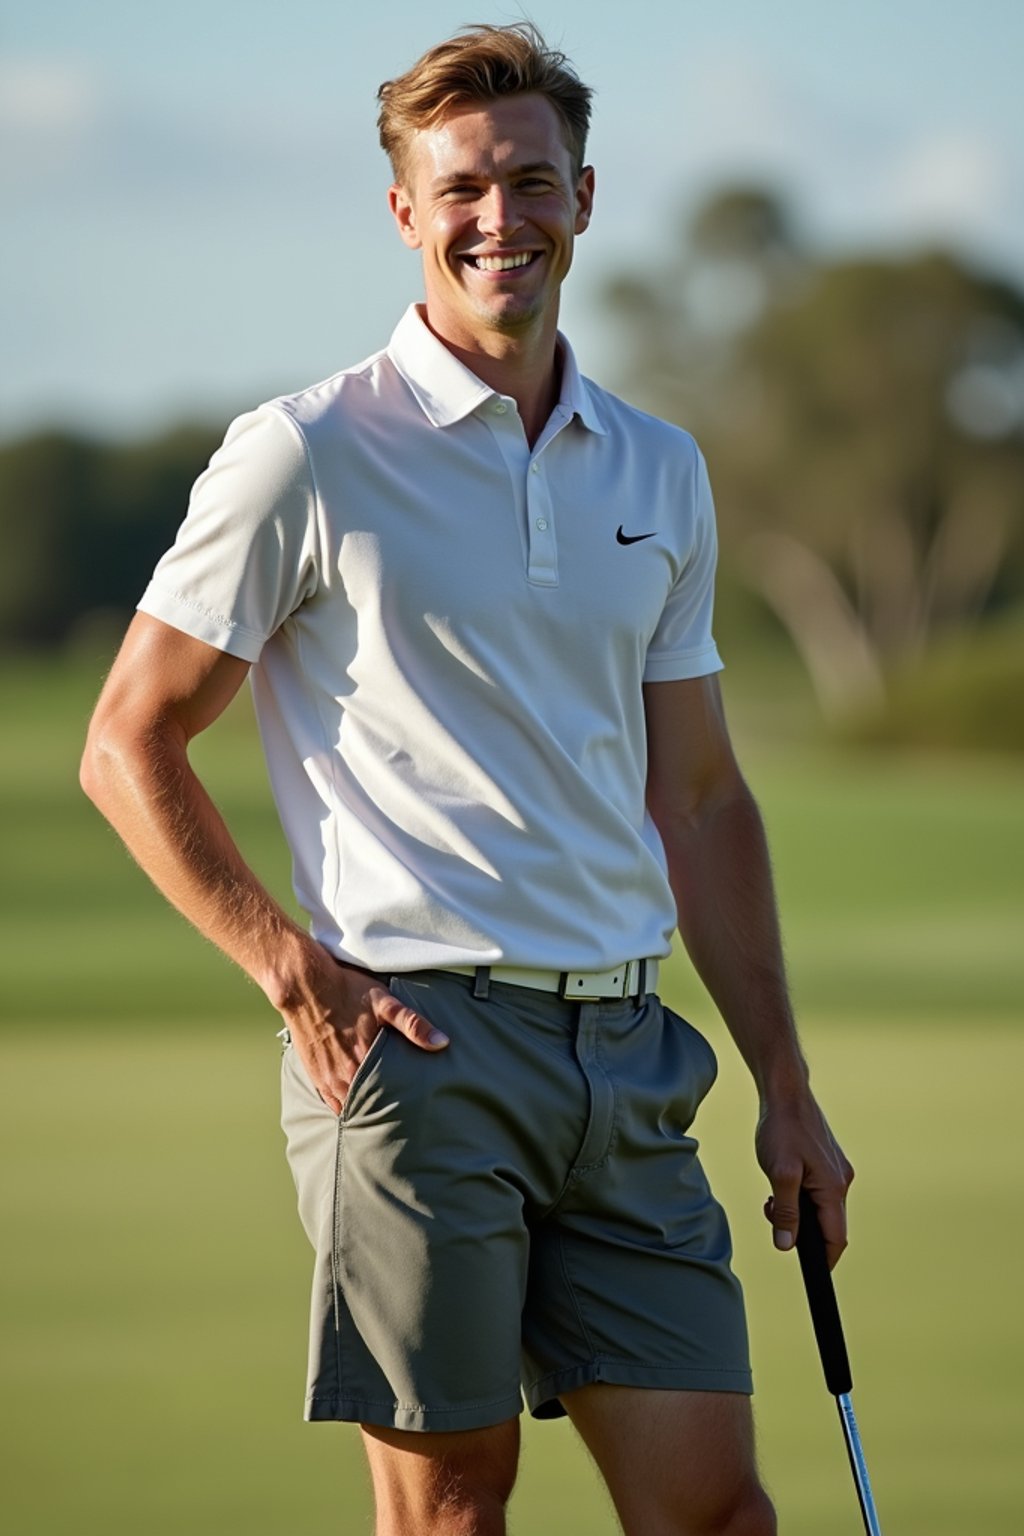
[4,0,1024,440]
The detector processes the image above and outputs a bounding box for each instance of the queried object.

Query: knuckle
[377,999,417,1036]
[400,1011,432,1045]
[369,986,396,1018]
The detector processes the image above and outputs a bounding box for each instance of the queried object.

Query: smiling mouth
[463,252,540,272]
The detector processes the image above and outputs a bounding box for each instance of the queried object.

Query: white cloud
[0,58,102,182]
[878,132,1007,235]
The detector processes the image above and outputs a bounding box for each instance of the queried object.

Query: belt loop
[636,958,647,1003]
[473,966,491,1000]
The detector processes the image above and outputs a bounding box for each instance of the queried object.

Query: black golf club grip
[796,1188,853,1396]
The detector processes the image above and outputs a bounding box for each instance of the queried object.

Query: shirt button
[493,401,507,415]
[530,462,539,473]
[536,518,548,531]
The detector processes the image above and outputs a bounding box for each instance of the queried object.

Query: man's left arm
[643,674,854,1268]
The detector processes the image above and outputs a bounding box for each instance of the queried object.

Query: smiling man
[386,89,593,438]
[81,24,852,1536]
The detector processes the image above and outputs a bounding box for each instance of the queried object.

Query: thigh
[563,1385,771,1536]
[280,971,589,1432]
[281,1009,529,1430]
[521,998,752,1416]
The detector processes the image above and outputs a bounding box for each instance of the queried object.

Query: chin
[476,297,546,333]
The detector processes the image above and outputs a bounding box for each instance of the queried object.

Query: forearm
[81,716,321,1010]
[658,778,809,1104]
[643,677,852,1255]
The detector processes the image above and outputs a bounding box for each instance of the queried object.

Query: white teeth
[473,253,534,271]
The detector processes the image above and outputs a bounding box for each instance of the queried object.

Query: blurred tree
[604,188,1024,721]
[0,433,97,647]
[0,424,221,649]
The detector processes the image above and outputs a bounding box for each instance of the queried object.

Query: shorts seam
[525,1360,754,1407]
[571,1024,619,1174]
[331,1116,344,1393]
[529,1363,753,1384]
[585,1355,751,1372]
[310,1389,521,1415]
[556,1229,597,1358]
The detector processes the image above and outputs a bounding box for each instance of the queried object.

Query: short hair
[377,22,593,187]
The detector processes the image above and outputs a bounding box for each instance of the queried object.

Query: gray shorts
[280,970,752,1433]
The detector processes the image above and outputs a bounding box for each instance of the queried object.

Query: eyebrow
[431,161,561,191]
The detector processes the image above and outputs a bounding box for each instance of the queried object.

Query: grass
[3,657,1022,1027]
[3,1021,1022,1534]
[2,654,1023,1531]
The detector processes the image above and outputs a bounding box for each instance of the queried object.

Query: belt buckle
[561,964,632,1001]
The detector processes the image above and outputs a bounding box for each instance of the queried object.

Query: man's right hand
[276,947,449,1115]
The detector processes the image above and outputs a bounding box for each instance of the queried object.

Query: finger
[370,987,449,1050]
[763,1163,802,1251]
[808,1185,851,1270]
[320,1084,345,1117]
[290,1040,347,1117]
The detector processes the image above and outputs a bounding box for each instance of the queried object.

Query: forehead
[406,93,574,186]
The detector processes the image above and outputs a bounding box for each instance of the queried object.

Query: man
[81,23,852,1536]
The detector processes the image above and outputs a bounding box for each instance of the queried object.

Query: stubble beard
[467,279,556,341]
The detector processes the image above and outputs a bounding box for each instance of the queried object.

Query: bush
[842,615,1024,753]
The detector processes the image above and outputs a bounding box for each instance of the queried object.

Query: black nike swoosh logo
[616,526,656,545]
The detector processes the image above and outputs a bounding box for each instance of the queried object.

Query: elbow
[79,718,118,812]
[80,709,151,817]
[81,705,183,820]
[646,793,693,852]
[648,766,757,848]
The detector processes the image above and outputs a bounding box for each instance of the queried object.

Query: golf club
[796,1188,883,1535]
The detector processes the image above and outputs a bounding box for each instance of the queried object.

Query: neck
[421,305,562,448]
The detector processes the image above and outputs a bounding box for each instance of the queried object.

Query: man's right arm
[80,613,446,1111]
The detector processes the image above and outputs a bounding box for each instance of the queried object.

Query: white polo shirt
[139,305,723,972]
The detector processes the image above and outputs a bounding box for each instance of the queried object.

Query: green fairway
[2,656,1022,1532]
[3,657,1022,1028]
[2,1021,1022,1534]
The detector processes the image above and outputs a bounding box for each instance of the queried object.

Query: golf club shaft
[838,1392,883,1536]
[796,1190,884,1535]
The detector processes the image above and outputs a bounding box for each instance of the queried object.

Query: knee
[715,1484,777,1536]
[625,1482,776,1536]
[365,1421,518,1536]
[655,1481,775,1536]
[389,1482,511,1536]
[428,1463,516,1535]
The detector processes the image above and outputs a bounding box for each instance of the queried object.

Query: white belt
[442,959,657,1001]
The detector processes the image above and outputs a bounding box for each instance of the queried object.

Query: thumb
[371,986,449,1051]
[763,1175,802,1253]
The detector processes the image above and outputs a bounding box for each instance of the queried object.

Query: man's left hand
[755,1091,854,1270]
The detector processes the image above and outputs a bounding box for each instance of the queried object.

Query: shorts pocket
[282,1038,330,1110]
[340,1025,391,1122]
[663,1004,719,1105]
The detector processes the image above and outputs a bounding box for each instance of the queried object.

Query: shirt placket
[483,398,571,588]
[525,453,557,586]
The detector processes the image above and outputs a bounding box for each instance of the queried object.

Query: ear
[574,166,596,236]
[388,184,423,250]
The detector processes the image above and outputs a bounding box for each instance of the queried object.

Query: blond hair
[377,22,593,186]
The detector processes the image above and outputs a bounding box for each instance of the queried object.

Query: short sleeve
[643,444,723,682]
[137,405,319,662]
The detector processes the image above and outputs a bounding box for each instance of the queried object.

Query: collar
[387,304,607,436]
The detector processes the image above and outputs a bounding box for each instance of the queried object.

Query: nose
[478,184,524,239]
